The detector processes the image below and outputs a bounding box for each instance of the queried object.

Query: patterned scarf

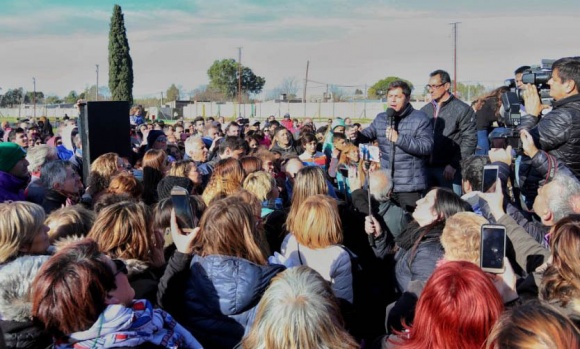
[54,299,202,349]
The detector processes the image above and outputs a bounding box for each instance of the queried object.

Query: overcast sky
[1,0,579,99]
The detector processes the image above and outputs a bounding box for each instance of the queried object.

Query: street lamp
[95,64,99,101]
[33,77,36,120]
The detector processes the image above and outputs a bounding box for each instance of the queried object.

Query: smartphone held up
[170,186,195,233]
[480,224,506,274]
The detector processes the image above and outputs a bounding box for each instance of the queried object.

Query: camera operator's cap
[0,142,26,173]
[284,113,290,119]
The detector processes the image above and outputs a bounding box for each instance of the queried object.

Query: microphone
[386,108,395,128]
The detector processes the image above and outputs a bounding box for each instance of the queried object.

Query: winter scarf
[54,299,202,349]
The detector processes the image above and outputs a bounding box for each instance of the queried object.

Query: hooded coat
[0,255,53,349]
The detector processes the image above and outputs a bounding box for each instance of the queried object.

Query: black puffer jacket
[421,95,477,169]
[359,103,433,192]
[528,94,580,179]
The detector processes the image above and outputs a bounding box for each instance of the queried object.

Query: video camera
[494,59,555,153]
[504,59,555,106]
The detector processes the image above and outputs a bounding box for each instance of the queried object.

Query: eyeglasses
[425,83,445,90]
[155,138,167,143]
[112,259,128,276]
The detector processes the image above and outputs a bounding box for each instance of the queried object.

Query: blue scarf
[54,299,202,349]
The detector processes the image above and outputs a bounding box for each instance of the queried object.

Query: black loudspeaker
[79,101,131,185]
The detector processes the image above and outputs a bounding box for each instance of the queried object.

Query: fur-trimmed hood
[0,255,51,322]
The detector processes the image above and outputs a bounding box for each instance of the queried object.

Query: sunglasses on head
[112,259,128,276]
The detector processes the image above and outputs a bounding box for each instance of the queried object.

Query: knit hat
[0,142,27,172]
[146,130,165,149]
[157,176,194,200]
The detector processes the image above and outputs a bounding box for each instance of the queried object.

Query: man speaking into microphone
[357,80,433,211]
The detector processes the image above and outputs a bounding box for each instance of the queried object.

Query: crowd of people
[0,60,580,349]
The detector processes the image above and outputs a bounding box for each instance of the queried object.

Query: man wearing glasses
[421,69,476,195]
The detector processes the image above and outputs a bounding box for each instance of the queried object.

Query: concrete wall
[182,100,428,120]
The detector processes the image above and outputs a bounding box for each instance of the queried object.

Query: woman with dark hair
[384,261,503,349]
[394,188,471,292]
[142,149,168,205]
[158,196,285,349]
[474,86,510,155]
[31,239,202,348]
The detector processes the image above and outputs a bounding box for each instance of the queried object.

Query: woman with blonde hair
[281,194,353,303]
[87,201,164,305]
[45,205,96,243]
[159,196,285,349]
[0,201,50,264]
[240,266,359,349]
[286,166,329,230]
[142,149,168,205]
[86,152,124,202]
[201,157,245,204]
[486,300,580,349]
[0,201,52,348]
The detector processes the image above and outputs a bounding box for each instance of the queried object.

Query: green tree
[108,4,134,104]
[26,91,44,104]
[64,90,79,104]
[207,59,265,100]
[368,76,414,99]
[0,88,24,107]
[45,95,62,104]
[166,84,180,102]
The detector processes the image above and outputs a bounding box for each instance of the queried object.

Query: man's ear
[542,210,554,225]
[566,79,577,94]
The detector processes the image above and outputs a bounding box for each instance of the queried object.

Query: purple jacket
[0,171,28,203]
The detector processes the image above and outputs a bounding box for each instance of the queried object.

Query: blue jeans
[476,130,489,155]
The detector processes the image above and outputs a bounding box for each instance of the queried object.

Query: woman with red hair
[385,261,503,349]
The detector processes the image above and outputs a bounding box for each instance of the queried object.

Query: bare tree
[267,76,301,100]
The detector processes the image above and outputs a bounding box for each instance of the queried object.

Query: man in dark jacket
[522,57,580,179]
[421,70,477,195]
[358,80,433,211]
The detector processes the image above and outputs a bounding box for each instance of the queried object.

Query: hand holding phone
[482,165,499,193]
[170,209,199,254]
[170,186,195,233]
[480,224,506,274]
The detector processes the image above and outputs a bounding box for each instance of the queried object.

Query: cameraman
[522,57,580,179]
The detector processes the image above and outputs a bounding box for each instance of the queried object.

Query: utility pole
[33,77,36,120]
[95,64,99,101]
[450,22,460,96]
[303,60,309,117]
[160,92,164,106]
[237,47,242,117]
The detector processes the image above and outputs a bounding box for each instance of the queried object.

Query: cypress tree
[108,4,134,104]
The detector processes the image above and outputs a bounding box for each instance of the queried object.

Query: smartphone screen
[482,166,499,193]
[171,187,194,231]
[480,224,506,273]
